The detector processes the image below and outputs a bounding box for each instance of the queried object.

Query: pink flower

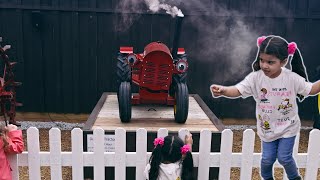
[288,42,297,55]
[180,144,191,155]
[153,137,164,147]
[257,36,266,47]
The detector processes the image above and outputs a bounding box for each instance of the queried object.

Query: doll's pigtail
[149,138,164,180]
[181,151,194,180]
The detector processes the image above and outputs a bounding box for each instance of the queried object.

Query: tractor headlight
[127,54,137,65]
[176,59,188,73]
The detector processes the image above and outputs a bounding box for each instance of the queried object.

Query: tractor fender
[120,46,133,54]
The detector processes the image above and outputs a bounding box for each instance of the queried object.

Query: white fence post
[72,128,84,180]
[240,129,255,180]
[27,127,41,180]
[305,129,320,180]
[197,129,211,180]
[49,128,62,180]
[219,129,233,180]
[136,128,147,180]
[178,128,190,143]
[7,154,18,180]
[115,128,126,180]
[157,128,168,137]
[93,128,105,180]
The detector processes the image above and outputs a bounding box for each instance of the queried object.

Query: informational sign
[87,134,115,152]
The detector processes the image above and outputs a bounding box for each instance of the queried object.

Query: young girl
[210,35,320,180]
[0,124,24,180]
[144,134,194,180]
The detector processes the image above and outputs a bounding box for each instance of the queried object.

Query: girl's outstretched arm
[210,84,241,98]
[309,80,320,95]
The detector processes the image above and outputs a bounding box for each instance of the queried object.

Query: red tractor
[116,16,189,123]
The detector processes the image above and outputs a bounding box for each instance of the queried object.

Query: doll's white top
[144,161,182,180]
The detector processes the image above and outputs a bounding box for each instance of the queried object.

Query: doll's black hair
[148,135,194,180]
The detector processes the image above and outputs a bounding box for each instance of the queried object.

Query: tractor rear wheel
[116,53,131,87]
[174,83,189,123]
[118,82,132,123]
[170,54,187,97]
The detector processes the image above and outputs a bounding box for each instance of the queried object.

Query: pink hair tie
[288,42,297,56]
[153,137,164,147]
[257,36,266,47]
[180,144,191,155]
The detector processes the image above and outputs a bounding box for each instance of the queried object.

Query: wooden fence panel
[115,128,126,180]
[93,128,105,179]
[157,128,168,137]
[305,129,320,179]
[240,129,255,180]
[96,13,117,96]
[197,129,211,180]
[27,127,41,180]
[49,128,62,180]
[178,128,190,144]
[8,127,320,180]
[219,129,233,180]
[78,12,98,112]
[71,128,84,179]
[136,128,147,180]
[60,12,76,112]
[8,154,19,180]
[71,12,80,113]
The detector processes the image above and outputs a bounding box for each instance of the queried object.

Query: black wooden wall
[0,0,319,120]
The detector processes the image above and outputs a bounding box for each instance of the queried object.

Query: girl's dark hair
[149,136,194,180]
[252,35,309,101]
[0,125,9,149]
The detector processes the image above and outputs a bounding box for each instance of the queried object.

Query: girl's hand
[185,133,193,145]
[210,84,225,97]
[6,124,18,131]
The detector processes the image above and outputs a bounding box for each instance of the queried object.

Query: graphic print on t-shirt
[277,98,293,115]
[260,88,269,102]
[258,114,271,130]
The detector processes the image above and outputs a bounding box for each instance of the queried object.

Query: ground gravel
[19,121,84,130]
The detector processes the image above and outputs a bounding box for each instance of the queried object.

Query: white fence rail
[9,127,320,180]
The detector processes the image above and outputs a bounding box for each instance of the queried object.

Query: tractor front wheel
[118,82,132,123]
[174,83,189,123]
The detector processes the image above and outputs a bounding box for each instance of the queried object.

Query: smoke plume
[114,0,263,82]
[144,0,184,17]
[114,0,184,32]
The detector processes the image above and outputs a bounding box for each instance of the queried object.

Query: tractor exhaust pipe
[171,15,184,60]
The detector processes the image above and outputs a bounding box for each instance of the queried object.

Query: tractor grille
[141,61,172,90]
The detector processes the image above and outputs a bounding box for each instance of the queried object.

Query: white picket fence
[8,127,320,180]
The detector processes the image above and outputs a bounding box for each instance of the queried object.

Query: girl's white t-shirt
[144,161,182,180]
[235,68,313,142]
